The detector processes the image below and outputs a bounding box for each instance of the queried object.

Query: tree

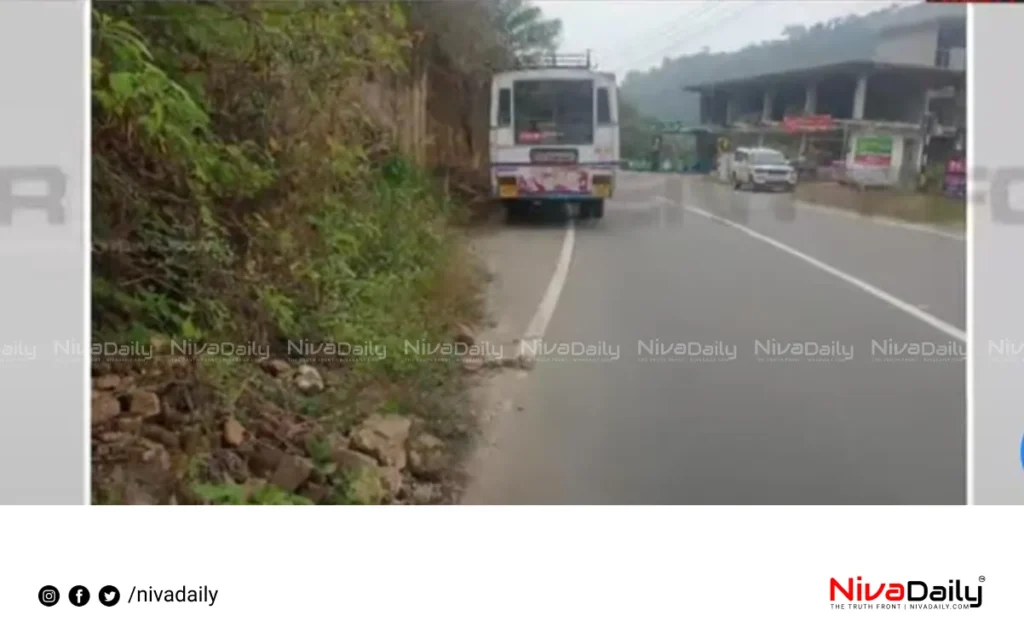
[619,3,920,124]
[782,25,807,40]
[489,0,563,63]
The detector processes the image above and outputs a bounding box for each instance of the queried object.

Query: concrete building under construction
[683,4,965,186]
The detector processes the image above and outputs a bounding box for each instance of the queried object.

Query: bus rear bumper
[490,166,615,200]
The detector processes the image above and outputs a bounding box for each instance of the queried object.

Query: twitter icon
[98,585,120,607]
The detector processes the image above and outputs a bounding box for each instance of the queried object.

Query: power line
[615,4,725,74]
[607,2,719,62]
[616,3,741,72]
[620,2,758,72]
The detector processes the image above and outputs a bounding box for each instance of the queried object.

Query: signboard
[944,157,966,199]
[782,114,835,132]
[530,148,577,164]
[853,135,893,167]
[517,130,559,143]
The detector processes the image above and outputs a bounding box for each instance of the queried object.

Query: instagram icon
[38,585,59,607]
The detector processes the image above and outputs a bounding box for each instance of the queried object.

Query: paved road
[465,173,966,505]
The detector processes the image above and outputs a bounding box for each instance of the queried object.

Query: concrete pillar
[804,83,817,115]
[852,74,868,120]
[762,89,774,122]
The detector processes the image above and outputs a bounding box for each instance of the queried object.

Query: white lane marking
[517,220,577,360]
[666,199,966,342]
[795,200,964,241]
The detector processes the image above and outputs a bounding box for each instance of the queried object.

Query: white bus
[489,53,619,221]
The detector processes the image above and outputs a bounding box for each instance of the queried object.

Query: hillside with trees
[620,2,942,123]
[90,0,561,506]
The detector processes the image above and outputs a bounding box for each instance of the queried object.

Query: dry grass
[795,181,965,226]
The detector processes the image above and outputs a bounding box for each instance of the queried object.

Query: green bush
[92,3,477,384]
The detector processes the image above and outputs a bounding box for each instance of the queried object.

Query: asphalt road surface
[465,172,965,505]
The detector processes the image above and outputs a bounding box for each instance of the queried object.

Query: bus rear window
[513,79,594,145]
[597,87,611,125]
[497,88,511,127]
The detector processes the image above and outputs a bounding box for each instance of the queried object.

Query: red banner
[782,114,835,132]
[855,154,891,167]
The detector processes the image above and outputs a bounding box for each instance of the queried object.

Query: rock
[270,455,313,492]
[454,323,476,345]
[211,449,249,484]
[92,392,122,424]
[181,427,209,454]
[293,364,324,395]
[330,446,397,504]
[261,358,291,378]
[127,391,161,419]
[139,439,172,471]
[350,414,412,469]
[302,483,329,504]
[222,417,246,447]
[347,467,386,504]
[93,374,121,390]
[115,415,143,432]
[123,483,159,505]
[501,355,520,368]
[141,424,180,450]
[461,356,484,373]
[407,433,448,480]
[160,400,191,427]
[483,355,504,369]
[248,442,285,476]
[410,483,439,504]
[380,467,403,499]
[331,446,380,474]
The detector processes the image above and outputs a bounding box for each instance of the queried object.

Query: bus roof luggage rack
[514,51,592,70]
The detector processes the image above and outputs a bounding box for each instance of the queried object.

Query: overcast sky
[534,0,912,80]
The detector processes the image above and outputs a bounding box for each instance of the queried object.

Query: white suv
[730,147,798,192]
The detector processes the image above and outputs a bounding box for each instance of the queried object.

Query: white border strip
[964,3,975,506]
[82,0,92,504]
[676,201,966,342]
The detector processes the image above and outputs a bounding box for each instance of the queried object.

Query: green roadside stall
[624,123,721,173]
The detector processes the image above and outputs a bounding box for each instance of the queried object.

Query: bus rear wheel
[504,200,528,223]
[581,200,604,220]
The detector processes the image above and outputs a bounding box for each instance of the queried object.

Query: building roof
[682,60,962,93]
[876,3,966,33]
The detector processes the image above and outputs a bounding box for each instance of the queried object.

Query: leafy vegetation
[618,97,661,162]
[91,0,560,504]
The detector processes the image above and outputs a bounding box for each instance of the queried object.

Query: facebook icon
[69,585,90,607]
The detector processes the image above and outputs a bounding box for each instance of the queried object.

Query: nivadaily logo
[830,576,984,610]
